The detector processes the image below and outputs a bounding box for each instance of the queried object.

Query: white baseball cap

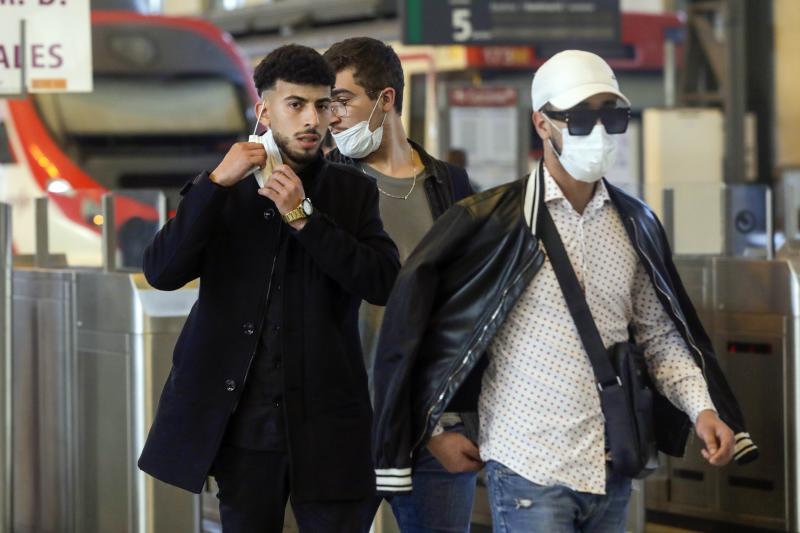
[531,50,630,111]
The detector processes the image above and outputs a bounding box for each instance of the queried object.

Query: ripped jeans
[484,461,631,533]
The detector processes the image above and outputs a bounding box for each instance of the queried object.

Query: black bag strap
[538,194,621,391]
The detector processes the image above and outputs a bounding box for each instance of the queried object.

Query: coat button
[264,209,275,220]
[243,322,255,335]
[273,398,281,408]
[225,379,236,392]
[274,359,282,370]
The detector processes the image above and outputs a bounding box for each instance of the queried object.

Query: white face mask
[330,93,386,159]
[544,115,617,183]
[249,102,283,187]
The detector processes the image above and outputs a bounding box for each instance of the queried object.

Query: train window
[0,122,14,163]
[31,77,248,203]
[35,78,246,138]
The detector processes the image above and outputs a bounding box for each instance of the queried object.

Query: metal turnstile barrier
[0,203,12,533]
[646,256,798,532]
[11,195,201,533]
[12,267,78,532]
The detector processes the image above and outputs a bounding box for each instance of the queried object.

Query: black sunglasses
[544,108,631,136]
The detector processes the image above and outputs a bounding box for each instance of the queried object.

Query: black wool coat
[137,156,400,502]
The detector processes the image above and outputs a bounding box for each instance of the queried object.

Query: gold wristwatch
[282,198,313,224]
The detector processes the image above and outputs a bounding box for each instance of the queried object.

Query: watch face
[302,198,313,216]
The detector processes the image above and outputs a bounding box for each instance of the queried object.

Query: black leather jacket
[372,166,758,494]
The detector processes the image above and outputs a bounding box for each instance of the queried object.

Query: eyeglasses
[544,108,631,136]
[329,100,350,118]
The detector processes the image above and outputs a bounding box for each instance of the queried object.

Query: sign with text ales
[0,0,92,94]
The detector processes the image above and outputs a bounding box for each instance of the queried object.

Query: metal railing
[0,203,13,533]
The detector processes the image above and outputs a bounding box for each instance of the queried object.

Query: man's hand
[210,142,266,187]
[258,164,308,230]
[426,432,483,473]
[695,409,735,466]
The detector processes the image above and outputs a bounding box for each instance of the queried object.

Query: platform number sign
[404,0,621,46]
[453,7,472,42]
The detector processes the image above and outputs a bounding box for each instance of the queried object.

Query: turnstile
[646,256,798,532]
[12,268,201,533]
[10,194,202,533]
[0,204,12,533]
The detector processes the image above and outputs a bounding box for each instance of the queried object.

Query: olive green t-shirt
[358,163,433,395]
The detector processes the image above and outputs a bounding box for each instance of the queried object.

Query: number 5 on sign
[452,8,472,42]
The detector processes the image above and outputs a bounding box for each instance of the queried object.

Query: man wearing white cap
[371,50,758,532]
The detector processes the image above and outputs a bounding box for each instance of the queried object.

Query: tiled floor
[646,525,701,533]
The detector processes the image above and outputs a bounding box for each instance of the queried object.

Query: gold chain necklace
[363,148,420,200]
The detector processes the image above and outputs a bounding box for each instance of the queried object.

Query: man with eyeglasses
[372,50,757,532]
[138,44,399,533]
[322,38,477,532]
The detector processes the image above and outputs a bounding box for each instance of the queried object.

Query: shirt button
[225,379,236,392]
[274,359,282,369]
[264,209,275,220]
[243,322,255,335]
[273,325,281,333]
[273,398,281,408]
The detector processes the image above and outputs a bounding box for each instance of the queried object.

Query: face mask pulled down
[331,93,386,159]
[544,115,617,184]
[249,103,283,187]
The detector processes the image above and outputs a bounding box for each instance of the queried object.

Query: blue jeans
[390,425,478,532]
[485,461,632,533]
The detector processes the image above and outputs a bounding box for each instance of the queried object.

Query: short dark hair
[323,37,405,114]
[253,44,335,94]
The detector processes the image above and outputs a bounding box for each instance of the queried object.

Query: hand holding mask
[248,131,283,187]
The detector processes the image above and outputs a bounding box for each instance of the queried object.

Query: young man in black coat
[137,44,399,533]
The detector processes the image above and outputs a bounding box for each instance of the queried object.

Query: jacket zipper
[233,223,282,412]
[628,217,706,377]
[410,241,543,454]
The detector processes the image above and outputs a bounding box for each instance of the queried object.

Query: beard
[272,128,321,167]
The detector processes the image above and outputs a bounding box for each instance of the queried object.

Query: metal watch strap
[282,203,307,223]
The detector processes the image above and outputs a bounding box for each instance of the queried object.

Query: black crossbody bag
[539,204,659,479]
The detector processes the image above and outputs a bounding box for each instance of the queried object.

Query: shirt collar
[542,164,611,212]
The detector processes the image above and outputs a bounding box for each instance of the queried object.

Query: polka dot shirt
[478,169,716,495]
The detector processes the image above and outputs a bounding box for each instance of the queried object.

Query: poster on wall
[605,119,641,198]
[449,86,519,191]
